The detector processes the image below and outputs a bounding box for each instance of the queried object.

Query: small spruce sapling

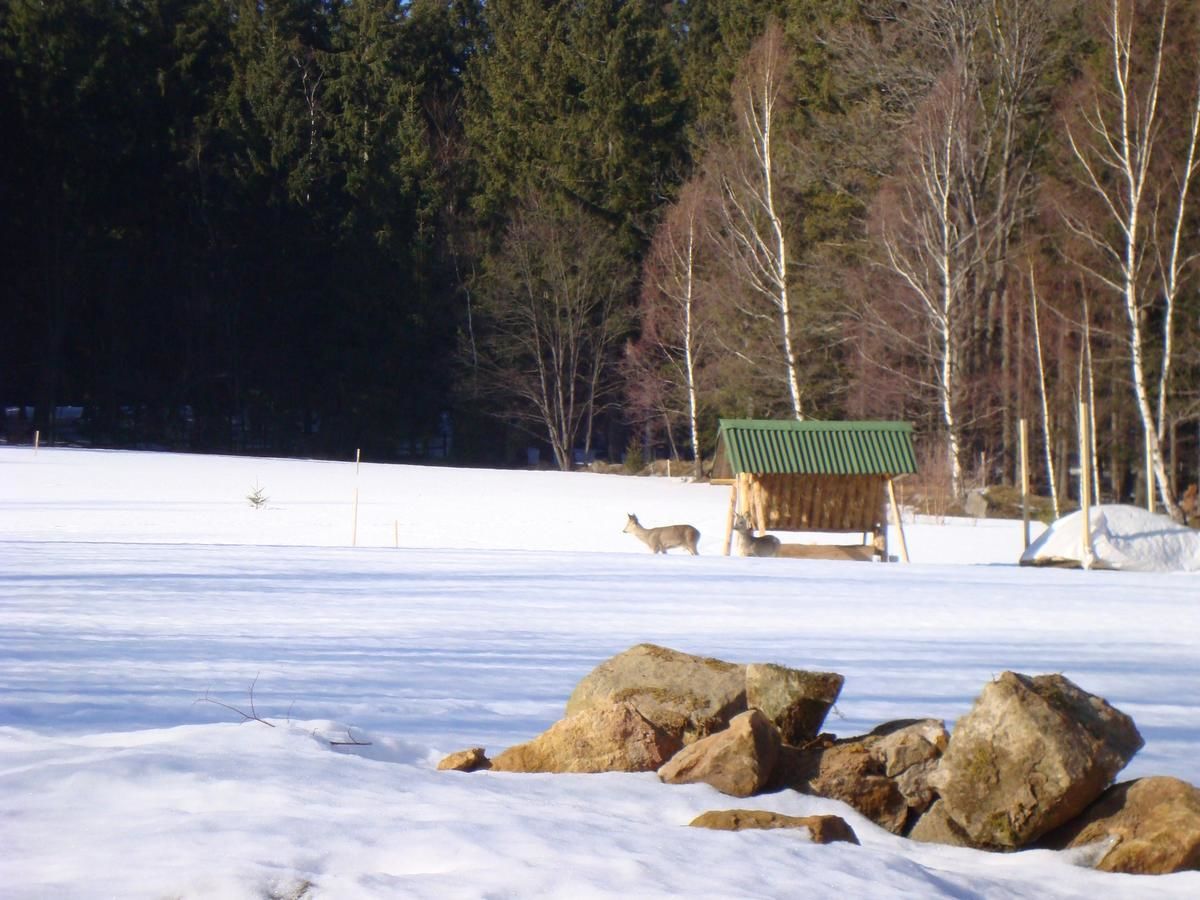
[247,481,268,509]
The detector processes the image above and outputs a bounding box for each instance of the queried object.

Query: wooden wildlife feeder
[711,419,918,562]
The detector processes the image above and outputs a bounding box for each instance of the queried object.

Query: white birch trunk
[718,25,804,420]
[1029,271,1060,518]
[1066,0,1196,521]
[682,217,702,479]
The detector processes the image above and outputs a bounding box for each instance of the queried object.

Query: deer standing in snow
[623,514,700,555]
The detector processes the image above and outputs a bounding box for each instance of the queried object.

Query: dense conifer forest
[4,1,1199,512]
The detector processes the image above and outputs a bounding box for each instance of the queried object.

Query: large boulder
[566,644,747,744]
[931,672,1143,849]
[1042,776,1200,874]
[491,700,682,773]
[772,719,948,834]
[745,663,843,744]
[689,809,860,845]
[658,709,781,797]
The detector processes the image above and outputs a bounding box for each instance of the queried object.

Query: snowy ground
[1,446,1198,898]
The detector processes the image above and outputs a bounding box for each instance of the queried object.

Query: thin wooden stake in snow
[1080,402,1093,569]
[353,448,362,546]
[1019,418,1030,549]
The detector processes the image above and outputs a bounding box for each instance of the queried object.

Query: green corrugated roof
[717,419,917,476]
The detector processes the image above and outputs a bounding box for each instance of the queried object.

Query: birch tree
[1065,0,1200,520]
[877,59,988,496]
[711,22,805,419]
[861,0,1059,497]
[627,180,712,477]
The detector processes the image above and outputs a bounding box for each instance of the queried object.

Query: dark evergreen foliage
[2,1,1198,498]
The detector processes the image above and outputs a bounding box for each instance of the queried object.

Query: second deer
[623,513,700,555]
[732,513,781,558]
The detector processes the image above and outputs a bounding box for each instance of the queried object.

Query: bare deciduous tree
[1064,0,1200,520]
[860,0,1059,497]
[472,196,632,470]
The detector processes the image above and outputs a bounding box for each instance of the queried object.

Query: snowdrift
[1020,504,1200,572]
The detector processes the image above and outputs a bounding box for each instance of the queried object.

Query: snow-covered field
[1,446,1198,898]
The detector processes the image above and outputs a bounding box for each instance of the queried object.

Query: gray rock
[491,700,682,773]
[658,709,781,797]
[909,799,974,847]
[932,672,1143,849]
[1041,776,1200,874]
[745,663,843,744]
[772,719,948,835]
[566,643,747,744]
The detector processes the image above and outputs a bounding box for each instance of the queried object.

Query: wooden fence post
[1019,419,1030,549]
[1080,403,1093,568]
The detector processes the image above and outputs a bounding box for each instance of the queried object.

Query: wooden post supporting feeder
[886,478,909,563]
[711,420,918,562]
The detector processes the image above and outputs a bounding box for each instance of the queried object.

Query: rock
[775,743,906,834]
[689,809,860,845]
[771,719,948,835]
[658,709,781,797]
[909,800,974,847]
[437,747,491,772]
[491,700,682,773]
[872,719,948,812]
[1041,776,1200,874]
[566,643,747,744]
[745,663,843,744]
[932,671,1143,849]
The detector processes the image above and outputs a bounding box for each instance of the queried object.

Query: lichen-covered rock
[1042,776,1200,874]
[909,800,974,847]
[932,672,1143,849]
[490,700,682,773]
[658,709,781,797]
[771,719,948,835]
[689,809,859,845]
[745,663,843,744]
[872,719,948,813]
[437,747,491,772]
[566,643,747,744]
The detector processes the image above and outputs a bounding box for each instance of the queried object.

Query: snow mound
[1020,504,1200,572]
